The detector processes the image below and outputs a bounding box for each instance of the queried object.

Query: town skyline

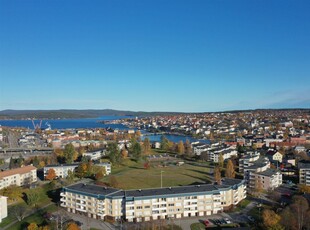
[1,0,310,112]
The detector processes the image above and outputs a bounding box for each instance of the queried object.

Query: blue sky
[0,0,309,112]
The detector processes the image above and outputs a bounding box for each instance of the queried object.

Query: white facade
[0,165,37,189]
[44,164,79,179]
[0,196,7,223]
[95,162,112,175]
[60,179,246,222]
[298,162,310,186]
[240,152,282,191]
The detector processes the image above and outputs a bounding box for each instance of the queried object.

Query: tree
[280,207,298,230]
[1,185,23,202]
[214,166,221,184]
[298,184,310,194]
[45,168,57,181]
[26,190,40,207]
[121,147,128,158]
[109,176,119,188]
[129,139,142,161]
[184,139,192,156]
[225,159,235,178]
[75,163,88,178]
[254,177,264,197]
[27,222,38,230]
[262,209,281,229]
[12,204,28,221]
[290,195,309,230]
[177,141,185,155]
[63,143,77,164]
[95,170,104,181]
[32,156,40,168]
[143,138,151,154]
[218,153,224,168]
[107,142,121,165]
[67,170,75,183]
[160,136,169,151]
[66,222,81,230]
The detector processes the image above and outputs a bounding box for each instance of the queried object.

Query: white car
[224,218,232,224]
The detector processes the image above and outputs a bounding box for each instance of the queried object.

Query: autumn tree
[45,168,57,181]
[12,204,28,221]
[143,138,151,154]
[27,222,38,230]
[254,177,264,197]
[121,147,128,159]
[1,185,23,202]
[177,141,185,155]
[298,184,310,194]
[262,209,282,229]
[225,159,235,178]
[218,153,224,168]
[75,163,88,178]
[184,139,192,156]
[109,176,119,188]
[290,195,309,230]
[107,142,121,165]
[67,169,75,183]
[66,222,81,230]
[214,166,221,184]
[280,207,298,230]
[63,143,77,164]
[160,136,169,151]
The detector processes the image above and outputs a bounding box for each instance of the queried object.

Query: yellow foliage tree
[66,222,81,230]
[27,223,38,230]
[262,209,281,228]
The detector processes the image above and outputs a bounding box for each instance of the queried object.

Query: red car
[203,220,210,227]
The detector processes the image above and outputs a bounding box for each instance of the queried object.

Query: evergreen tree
[130,139,142,161]
[107,142,121,165]
[63,143,76,164]
[160,136,169,151]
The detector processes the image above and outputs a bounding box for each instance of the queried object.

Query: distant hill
[0,109,185,119]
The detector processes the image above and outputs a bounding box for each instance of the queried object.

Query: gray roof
[63,179,244,199]
[255,168,280,177]
[64,183,119,197]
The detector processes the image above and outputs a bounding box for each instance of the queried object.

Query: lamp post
[161,171,164,188]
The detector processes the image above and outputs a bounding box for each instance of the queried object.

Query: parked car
[247,216,255,222]
[203,220,210,227]
[224,217,232,224]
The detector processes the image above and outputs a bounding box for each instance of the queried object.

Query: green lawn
[233,198,251,212]
[191,223,206,230]
[104,159,213,189]
[8,204,58,230]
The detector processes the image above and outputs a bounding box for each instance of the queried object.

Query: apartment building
[239,152,282,191]
[95,162,111,175]
[0,165,37,189]
[298,161,310,186]
[207,146,238,163]
[0,196,7,223]
[44,164,79,179]
[192,143,210,156]
[60,178,246,222]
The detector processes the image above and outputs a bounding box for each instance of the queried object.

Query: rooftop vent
[169,187,172,190]
[138,189,141,192]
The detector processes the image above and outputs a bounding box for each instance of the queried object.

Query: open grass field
[103,159,214,189]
